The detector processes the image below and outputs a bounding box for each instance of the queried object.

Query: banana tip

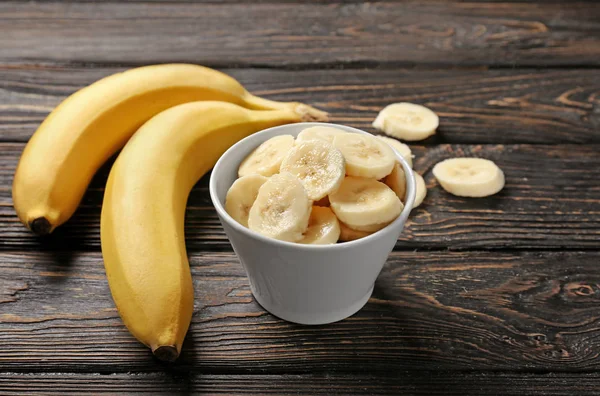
[153,345,179,362]
[29,217,52,236]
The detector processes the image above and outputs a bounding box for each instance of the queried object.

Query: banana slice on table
[330,176,403,230]
[238,135,295,177]
[339,221,372,242]
[433,158,504,198]
[413,173,427,208]
[297,126,346,145]
[225,174,269,227]
[384,163,407,202]
[373,103,438,141]
[248,172,312,242]
[299,206,341,245]
[333,133,396,179]
[280,140,345,200]
[376,135,413,168]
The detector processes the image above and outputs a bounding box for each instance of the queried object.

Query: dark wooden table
[1,1,599,394]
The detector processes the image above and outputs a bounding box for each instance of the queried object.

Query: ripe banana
[333,133,396,179]
[101,101,311,361]
[433,158,504,197]
[329,176,403,230]
[225,174,269,227]
[248,172,312,242]
[299,206,341,245]
[373,102,438,141]
[13,63,327,235]
[280,140,345,201]
[238,135,295,177]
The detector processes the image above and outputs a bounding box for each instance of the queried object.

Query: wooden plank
[1,66,599,144]
[1,142,599,250]
[2,250,600,372]
[1,2,599,67]
[2,371,600,396]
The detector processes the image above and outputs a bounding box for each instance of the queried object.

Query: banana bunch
[13,64,326,235]
[12,64,328,361]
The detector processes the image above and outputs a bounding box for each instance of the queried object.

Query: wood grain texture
[1,2,599,67]
[2,142,599,250]
[2,250,600,372]
[2,371,600,396]
[1,66,599,144]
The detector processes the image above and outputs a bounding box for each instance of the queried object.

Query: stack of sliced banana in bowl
[224,125,414,244]
[210,122,417,325]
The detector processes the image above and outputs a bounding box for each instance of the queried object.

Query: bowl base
[251,285,374,325]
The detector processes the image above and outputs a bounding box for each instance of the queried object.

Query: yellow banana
[13,64,327,235]
[101,101,307,361]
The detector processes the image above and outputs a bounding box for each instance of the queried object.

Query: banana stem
[244,93,329,123]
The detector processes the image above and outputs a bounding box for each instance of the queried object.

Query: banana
[13,64,328,235]
[296,126,346,145]
[333,133,396,179]
[376,135,413,168]
[339,221,372,242]
[373,102,438,141]
[383,163,407,202]
[225,174,269,227]
[248,172,312,242]
[414,173,427,208]
[298,206,340,245]
[329,176,403,230]
[432,158,504,197]
[101,101,309,361]
[280,140,345,200]
[238,135,295,177]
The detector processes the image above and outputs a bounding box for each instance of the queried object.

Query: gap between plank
[2,59,600,71]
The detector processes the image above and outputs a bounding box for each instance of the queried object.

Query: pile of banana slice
[226,126,414,244]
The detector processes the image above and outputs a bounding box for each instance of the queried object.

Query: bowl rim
[209,122,416,251]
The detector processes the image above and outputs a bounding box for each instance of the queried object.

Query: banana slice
[238,135,295,177]
[225,174,269,227]
[297,126,346,145]
[376,135,413,168]
[383,163,407,202]
[373,103,438,141]
[330,176,403,230]
[299,206,341,245]
[414,173,427,208]
[333,133,396,179]
[280,140,345,201]
[339,221,372,242]
[348,221,392,233]
[248,172,311,242]
[433,158,504,198]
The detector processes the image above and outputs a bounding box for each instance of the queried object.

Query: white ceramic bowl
[209,123,416,325]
